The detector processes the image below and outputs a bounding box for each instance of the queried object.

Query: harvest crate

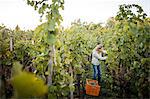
[85,79,100,96]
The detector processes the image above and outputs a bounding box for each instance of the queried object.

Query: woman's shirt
[91,49,107,65]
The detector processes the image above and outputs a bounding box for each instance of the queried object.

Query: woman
[91,44,107,83]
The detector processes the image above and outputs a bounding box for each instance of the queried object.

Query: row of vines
[0,2,149,99]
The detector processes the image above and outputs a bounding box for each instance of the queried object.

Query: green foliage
[12,62,23,75]
[26,0,64,32]
[12,71,48,98]
[0,27,13,66]
[116,4,147,22]
[0,3,149,99]
[55,21,102,73]
[104,5,150,97]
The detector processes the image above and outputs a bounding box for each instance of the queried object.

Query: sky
[0,0,149,30]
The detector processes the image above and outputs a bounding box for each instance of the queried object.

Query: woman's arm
[93,51,107,60]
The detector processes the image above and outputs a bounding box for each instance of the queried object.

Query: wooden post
[47,45,55,86]
[10,31,13,52]
[69,66,74,99]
